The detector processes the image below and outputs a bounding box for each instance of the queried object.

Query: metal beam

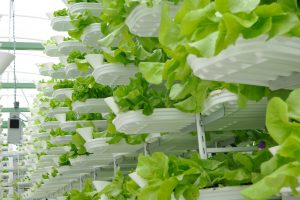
[0,42,44,51]
[1,108,30,112]
[1,83,36,89]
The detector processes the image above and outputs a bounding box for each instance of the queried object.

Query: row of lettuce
[31,0,300,199]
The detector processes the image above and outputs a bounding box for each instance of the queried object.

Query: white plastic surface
[81,23,103,47]
[76,127,93,141]
[198,186,247,200]
[52,88,73,100]
[41,121,60,129]
[92,63,139,85]
[188,36,300,90]
[47,107,70,116]
[93,181,110,192]
[38,63,53,76]
[125,3,180,37]
[50,135,72,145]
[112,107,195,134]
[60,120,107,132]
[0,52,14,74]
[68,2,103,16]
[69,154,112,167]
[65,63,92,79]
[72,98,109,113]
[85,54,104,67]
[202,90,267,131]
[44,45,60,57]
[50,68,66,79]
[58,40,87,55]
[129,172,147,188]
[85,138,143,154]
[46,146,71,155]
[50,16,73,32]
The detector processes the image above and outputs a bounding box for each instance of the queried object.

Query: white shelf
[65,63,92,79]
[81,23,102,47]
[105,97,194,134]
[125,3,180,37]
[43,45,60,57]
[85,138,143,154]
[50,68,66,79]
[50,16,73,32]
[47,107,70,116]
[52,88,73,100]
[60,120,107,132]
[50,135,72,145]
[188,36,300,90]
[72,98,109,113]
[92,63,139,85]
[68,2,103,16]
[202,90,267,131]
[58,40,87,55]
[41,121,60,129]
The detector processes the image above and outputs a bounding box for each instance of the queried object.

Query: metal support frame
[0,42,44,51]
[196,114,208,159]
[1,82,36,89]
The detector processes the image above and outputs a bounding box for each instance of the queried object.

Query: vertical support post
[79,175,82,192]
[196,114,207,159]
[113,156,118,176]
[93,167,98,180]
[143,143,149,156]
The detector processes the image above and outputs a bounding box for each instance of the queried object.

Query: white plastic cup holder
[85,54,104,68]
[104,97,120,115]
[93,181,110,192]
[59,56,69,65]
[129,172,147,188]
[51,35,64,44]
[76,127,93,141]
[54,113,66,123]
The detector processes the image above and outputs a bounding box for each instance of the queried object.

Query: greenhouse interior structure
[0,0,300,199]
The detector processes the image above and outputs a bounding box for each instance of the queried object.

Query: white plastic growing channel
[52,88,73,100]
[72,98,109,113]
[81,23,103,48]
[58,40,87,55]
[201,90,267,131]
[41,121,60,129]
[50,135,72,145]
[105,97,195,134]
[125,3,180,37]
[50,16,74,32]
[65,63,92,79]
[37,63,53,76]
[188,36,300,90]
[43,45,60,57]
[68,2,103,17]
[60,120,107,132]
[87,54,139,85]
[85,138,143,154]
[50,68,66,79]
[47,107,70,116]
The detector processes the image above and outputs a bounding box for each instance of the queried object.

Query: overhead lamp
[0,51,15,74]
